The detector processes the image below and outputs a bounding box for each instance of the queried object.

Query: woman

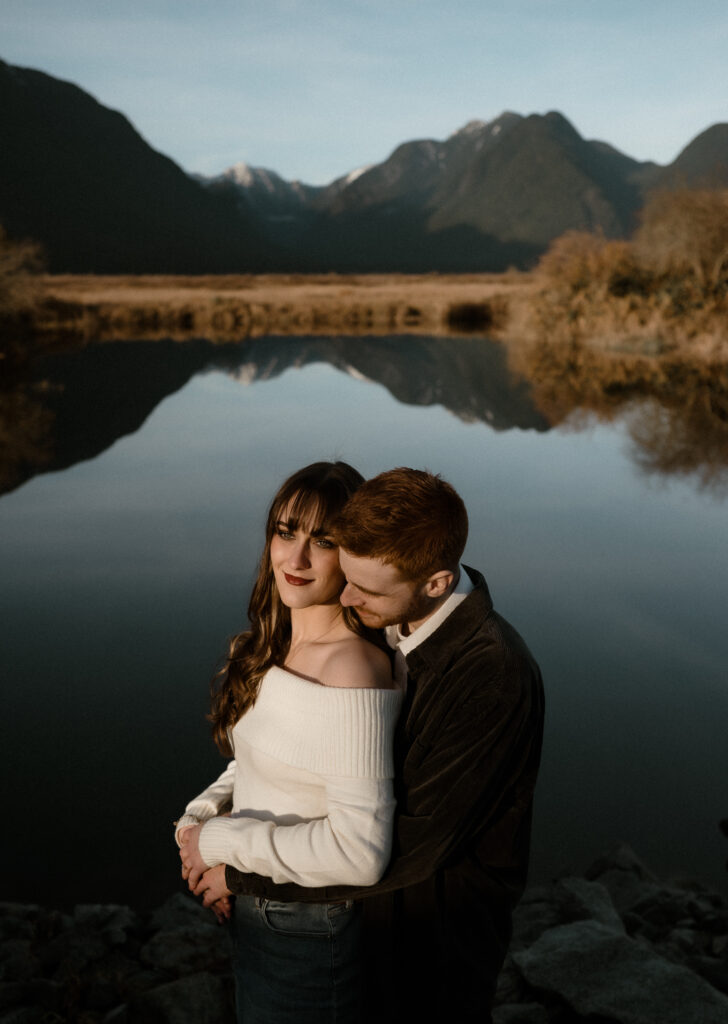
[175,461,401,1023]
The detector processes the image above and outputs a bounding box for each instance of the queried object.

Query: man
[194,468,544,1021]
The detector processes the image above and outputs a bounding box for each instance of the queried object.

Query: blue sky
[3,0,727,184]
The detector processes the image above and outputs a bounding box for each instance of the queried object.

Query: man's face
[339,549,432,630]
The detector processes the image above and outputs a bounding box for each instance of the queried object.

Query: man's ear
[424,570,455,599]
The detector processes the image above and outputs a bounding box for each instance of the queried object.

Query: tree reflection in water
[0,380,56,493]
[510,338,728,492]
[627,392,728,491]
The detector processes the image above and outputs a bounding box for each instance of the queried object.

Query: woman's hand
[193,864,233,921]
[179,824,208,890]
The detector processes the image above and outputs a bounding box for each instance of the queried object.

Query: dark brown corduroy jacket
[225,567,545,1018]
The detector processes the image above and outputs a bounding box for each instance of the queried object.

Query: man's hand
[193,864,233,922]
[179,824,208,890]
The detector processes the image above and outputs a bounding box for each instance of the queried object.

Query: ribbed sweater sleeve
[197,668,402,887]
[198,775,396,886]
[174,760,236,846]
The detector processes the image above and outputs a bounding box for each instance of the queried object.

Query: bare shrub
[525,196,728,355]
[536,231,647,296]
[634,188,728,291]
[0,225,44,320]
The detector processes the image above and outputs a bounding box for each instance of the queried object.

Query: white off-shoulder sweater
[176,666,402,888]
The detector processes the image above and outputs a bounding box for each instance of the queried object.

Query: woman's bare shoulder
[318,636,394,690]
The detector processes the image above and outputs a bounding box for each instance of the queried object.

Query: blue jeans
[231,895,364,1023]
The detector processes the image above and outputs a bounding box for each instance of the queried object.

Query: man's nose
[340,583,359,607]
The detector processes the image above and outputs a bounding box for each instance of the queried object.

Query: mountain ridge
[0,58,280,273]
[2,58,727,273]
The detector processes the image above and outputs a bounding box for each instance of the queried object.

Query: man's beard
[354,587,432,631]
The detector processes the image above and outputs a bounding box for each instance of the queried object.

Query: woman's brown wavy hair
[209,461,367,756]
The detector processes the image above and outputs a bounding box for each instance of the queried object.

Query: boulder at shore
[1,845,727,1022]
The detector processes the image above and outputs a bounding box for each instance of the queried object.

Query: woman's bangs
[278,485,342,536]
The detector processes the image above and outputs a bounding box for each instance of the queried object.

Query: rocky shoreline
[2,845,727,1023]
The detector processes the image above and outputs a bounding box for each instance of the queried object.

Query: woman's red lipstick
[284,573,312,586]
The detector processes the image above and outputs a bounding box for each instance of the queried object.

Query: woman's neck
[289,601,347,646]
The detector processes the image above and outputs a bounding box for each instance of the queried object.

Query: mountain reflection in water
[3,335,728,496]
[1,335,548,495]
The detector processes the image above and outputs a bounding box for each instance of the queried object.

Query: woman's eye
[316,538,335,549]
[277,529,294,540]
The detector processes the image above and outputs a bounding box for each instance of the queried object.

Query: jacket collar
[404,565,493,676]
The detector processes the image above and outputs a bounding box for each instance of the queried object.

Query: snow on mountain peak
[344,165,372,185]
[451,119,487,139]
[227,162,254,187]
[224,163,284,193]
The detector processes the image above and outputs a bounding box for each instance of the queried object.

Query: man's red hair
[333,468,468,581]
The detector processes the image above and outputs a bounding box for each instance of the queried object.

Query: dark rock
[38,926,108,974]
[140,926,228,975]
[594,868,660,916]
[585,843,658,882]
[493,1003,550,1024]
[103,1007,129,1024]
[552,877,624,931]
[689,953,728,996]
[513,919,728,1023]
[0,983,26,1012]
[0,1009,64,1024]
[0,906,36,944]
[584,843,663,916]
[1,843,725,1024]
[120,968,169,998]
[494,954,532,1005]
[73,905,141,947]
[511,887,566,950]
[1,979,64,1014]
[83,981,123,1013]
[148,894,210,933]
[126,971,233,1024]
[0,941,38,983]
[511,876,623,953]
[630,890,699,930]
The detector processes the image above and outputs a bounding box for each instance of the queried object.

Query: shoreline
[34,271,533,345]
[8,270,721,365]
[3,844,727,1023]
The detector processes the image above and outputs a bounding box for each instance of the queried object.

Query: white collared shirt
[385,568,474,688]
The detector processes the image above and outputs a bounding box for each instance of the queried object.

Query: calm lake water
[2,334,727,909]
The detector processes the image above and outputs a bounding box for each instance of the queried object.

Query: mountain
[212,112,727,273]
[655,123,728,189]
[198,163,326,249]
[3,57,727,273]
[208,111,674,272]
[0,59,277,273]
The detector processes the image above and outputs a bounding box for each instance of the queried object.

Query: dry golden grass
[12,252,728,368]
[36,272,532,344]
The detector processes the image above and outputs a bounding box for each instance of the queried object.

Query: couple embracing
[176,462,544,1023]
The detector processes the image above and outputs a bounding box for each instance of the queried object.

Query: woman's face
[269,501,345,610]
